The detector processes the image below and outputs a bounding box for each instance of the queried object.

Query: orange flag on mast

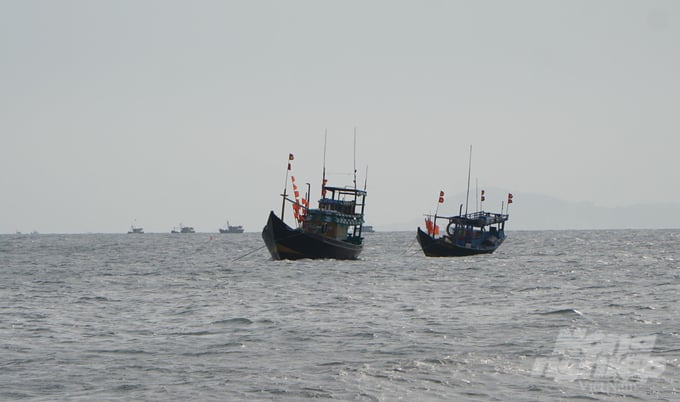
[425,218,434,235]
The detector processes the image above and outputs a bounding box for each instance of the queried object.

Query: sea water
[1,230,679,401]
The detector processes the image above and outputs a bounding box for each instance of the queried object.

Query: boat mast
[465,145,472,215]
[322,129,327,198]
[353,127,357,191]
[354,128,360,230]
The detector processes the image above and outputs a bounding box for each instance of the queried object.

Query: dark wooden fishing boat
[417,145,512,257]
[262,142,367,260]
[262,186,366,260]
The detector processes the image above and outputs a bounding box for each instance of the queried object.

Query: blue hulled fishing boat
[417,146,512,257]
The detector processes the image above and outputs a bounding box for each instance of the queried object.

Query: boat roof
[323,186,367,196]
[444,211,508,227]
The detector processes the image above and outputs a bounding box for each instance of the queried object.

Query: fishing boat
[180,226,195,233]
[171,224,195,234]
[262,137,367,260]
[127,220,144,234]
[417,209,509,256]
[127,226,144,234]
[363,225,375,233]
[416,146,512,257]
[219,222,244,233]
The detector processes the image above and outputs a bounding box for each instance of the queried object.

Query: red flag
[439,190,445,197]
[438,197,444,203]
[507,193,514,204]
[481,195,485,202]
[425,218,434,235]
[287,163,291,171]
[289,153,294,160]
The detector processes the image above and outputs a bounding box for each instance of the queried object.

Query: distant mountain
[509,193,680,230]
[381,192,680,231]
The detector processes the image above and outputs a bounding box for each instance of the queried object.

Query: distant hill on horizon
[380,192,680,231]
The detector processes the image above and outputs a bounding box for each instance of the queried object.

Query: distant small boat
[128,226,144,234]
[416,146,511,257]
[219,221,244,234]
[262,134,368,260]
[363,225,375,233]
[171,224,195,234]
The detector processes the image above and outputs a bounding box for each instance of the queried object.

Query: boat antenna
[465,145,472,215]
[353,127,357,190]
[322,129,327,197]
[281,152,292,220]
[475,177,479,211]
[363,165,368,191]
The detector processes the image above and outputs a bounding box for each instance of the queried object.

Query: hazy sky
[2,1,678,233]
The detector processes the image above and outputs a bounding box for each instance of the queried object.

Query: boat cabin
[444,211,508,245]
[301,186,366,242]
